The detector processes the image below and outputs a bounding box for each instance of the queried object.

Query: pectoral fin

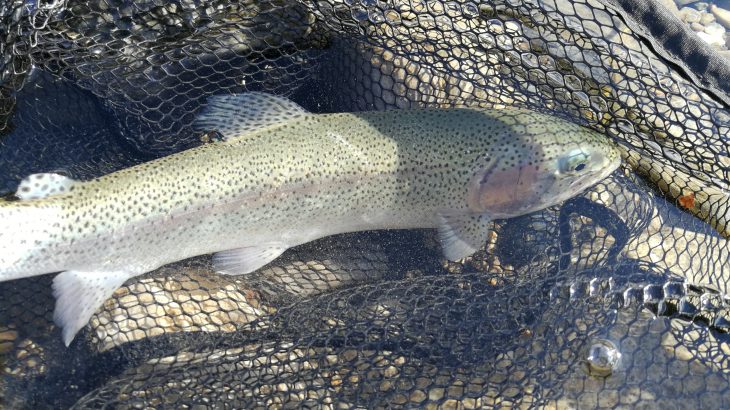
[437,211,493,261]
[52,270,135,346]
[213,243,288,275]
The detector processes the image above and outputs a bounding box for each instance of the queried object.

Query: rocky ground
[660,0,730,59]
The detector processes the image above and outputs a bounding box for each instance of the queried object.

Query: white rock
[696,31,725,47]
[700,11,716,25]
[711,4,730,30]
[694,2,709,12]
[680,7,701,23]
[704,22,727,37]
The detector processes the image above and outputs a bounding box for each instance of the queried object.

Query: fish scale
[0,92,620,345]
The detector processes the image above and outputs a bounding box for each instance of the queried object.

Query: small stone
[704,22,726,37]
[700,11,716,25]
[694,2,709,12]
[147,327,164,338]
[156,316,174,328]
[180,301,200,315]
[680,7,701,24]
[0,342,13,354]
[383,365,399,378]
[137,292,154,304]
[463,398,482,409]
[697,31,725,46]
[410,390,427,403]
[200,299,219,313]
[711,5,730,29]
[330,374,342,387]
[428,387,445,401]
[125,305,146,320]
[118,294,138,308]
[391,394,408,405]
[153,293,171,304]
[0,330,18,342]
[442,400,460,409]
[691,22,705,32]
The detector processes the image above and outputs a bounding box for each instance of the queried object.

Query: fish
[0,92,621,346]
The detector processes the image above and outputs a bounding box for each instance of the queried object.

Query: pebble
[704,22,727,37]
[697,31,726,47]
[711,5,730,30]
[0,329,18,342]
[694,2,710,12]
[700,11,716,25]
[680,7,702,23]
[671,1,730,52]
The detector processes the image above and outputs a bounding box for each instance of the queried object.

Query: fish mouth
[568,165,616,191]
[568,169,593,188]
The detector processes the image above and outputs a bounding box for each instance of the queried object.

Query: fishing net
[1,0,729,407]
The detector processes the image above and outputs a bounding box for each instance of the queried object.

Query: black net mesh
[1,0,730,408]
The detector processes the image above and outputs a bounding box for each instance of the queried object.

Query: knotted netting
[0,0,729,407]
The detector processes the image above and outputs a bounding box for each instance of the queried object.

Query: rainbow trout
[0,93,621,345]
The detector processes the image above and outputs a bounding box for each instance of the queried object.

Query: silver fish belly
[0,92,621,345]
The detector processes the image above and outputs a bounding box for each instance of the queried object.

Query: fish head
[467,120,621,218]
[542,140,621,205]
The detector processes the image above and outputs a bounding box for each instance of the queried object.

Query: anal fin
[437,211,493,261]
[52,270,134,346]
[213,243,288,275]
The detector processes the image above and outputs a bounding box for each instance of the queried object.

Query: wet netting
[1,0,729,408]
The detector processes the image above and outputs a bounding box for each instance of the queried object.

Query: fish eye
[559,150,591,174]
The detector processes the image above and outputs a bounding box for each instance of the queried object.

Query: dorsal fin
[16,173,79,200]
[193,92,309,140]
